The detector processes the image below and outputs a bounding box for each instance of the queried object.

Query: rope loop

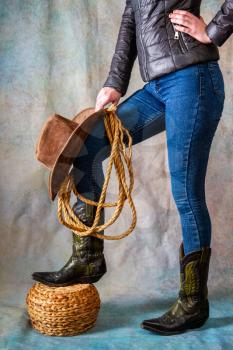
[57,103,137,240]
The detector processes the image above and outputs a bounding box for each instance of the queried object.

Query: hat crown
[35,114,79,169]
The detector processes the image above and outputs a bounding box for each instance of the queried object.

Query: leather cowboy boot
[140,241,211,335]
[31,198,107,286]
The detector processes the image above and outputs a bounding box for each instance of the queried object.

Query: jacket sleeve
[102,0,137,97]
[205,0,233,47]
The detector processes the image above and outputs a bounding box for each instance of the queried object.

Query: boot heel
[189,317,208,329]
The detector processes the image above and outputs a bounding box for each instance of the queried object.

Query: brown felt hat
[35,107,106,201]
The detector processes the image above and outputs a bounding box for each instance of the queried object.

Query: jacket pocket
[170,22,188,53]
[179,31,189,52]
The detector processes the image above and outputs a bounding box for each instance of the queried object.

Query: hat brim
[48,107,106,201]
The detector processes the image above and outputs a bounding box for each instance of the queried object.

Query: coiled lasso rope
[56,103,137,240]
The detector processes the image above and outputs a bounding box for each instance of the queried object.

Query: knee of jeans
[74,125,108,160]
[73,138,111,171]
[172,192,188,213]
[116,99,133,118]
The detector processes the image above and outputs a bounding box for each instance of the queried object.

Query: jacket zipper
[171,21,179,40]
[171,22,188,53]
[137,0,149,80]
[179,31,189,52]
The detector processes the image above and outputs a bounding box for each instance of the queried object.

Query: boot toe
[141,318,163,330]
[32,271,61,284]
[141,314,179,334]
[32,271,50,277]
[32,271,53,279]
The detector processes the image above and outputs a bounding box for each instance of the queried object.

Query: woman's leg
[141,61,225,334]
[161,61,225,255]
[32,82,168,286]
[72,84,166,202]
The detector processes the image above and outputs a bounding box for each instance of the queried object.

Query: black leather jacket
[103,0,233,97]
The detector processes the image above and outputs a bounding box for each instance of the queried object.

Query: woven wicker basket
[26,282,101,336]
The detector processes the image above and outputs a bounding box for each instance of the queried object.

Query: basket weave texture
[26,282,101,336]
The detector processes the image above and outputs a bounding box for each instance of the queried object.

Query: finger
[95,104,106,112]
[94,104,102,112]
[171,10,193,21]
[95,100,105,111]
[170,13,189,19]
[95,96,111,111]
[170,13,193,25]
[173,24,192,34]
[172,9,190,15]
[171,17,191,27]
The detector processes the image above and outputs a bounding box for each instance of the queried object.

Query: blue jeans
[72,60,225,256]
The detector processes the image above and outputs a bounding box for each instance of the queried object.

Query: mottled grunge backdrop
[0,1,233,349]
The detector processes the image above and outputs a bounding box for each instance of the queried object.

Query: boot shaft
[140,242,211,334]
[178,242,211,302]
[71,199,105,258]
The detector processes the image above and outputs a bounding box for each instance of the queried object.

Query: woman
[32,0,232,335]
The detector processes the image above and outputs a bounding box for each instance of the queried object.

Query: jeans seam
[184,68,202,250]
[207,64,225,97]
